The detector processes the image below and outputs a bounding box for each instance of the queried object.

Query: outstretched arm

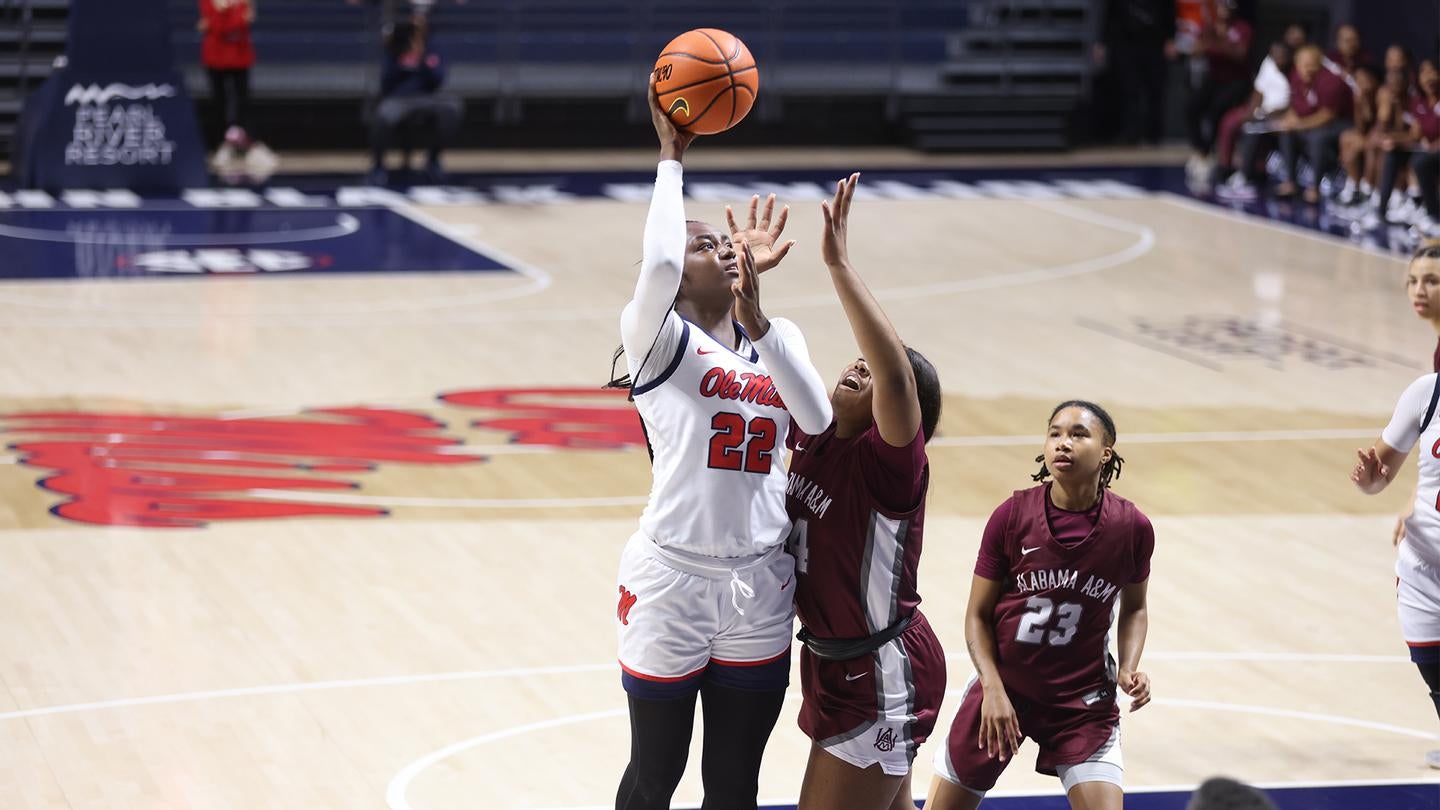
[821,173,920,446]
[620,74,697,359]
[732,243,833,434]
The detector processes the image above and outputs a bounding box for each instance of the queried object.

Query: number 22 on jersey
[708,412,777,474]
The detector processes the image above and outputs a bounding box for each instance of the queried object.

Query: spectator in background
[1211,41,1292,192]
[1097,0,1176,145]
[1363,59,1423,225]
[1186,777,1278,810]
[1185,0,1254,185]
[368,17,464,184]
[1282,23,1308,51]
[1336,65,1382,204]
[1259,45,1352,203]
[199,0,277,183]
[1408,60,1440,237]
[1325,24,1369,88]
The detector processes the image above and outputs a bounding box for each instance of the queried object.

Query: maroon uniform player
[785,173,947,810]
[928,401,1154,810]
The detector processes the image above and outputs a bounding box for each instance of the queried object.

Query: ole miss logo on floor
[2,387,647,528]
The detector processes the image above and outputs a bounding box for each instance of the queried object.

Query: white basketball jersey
[629,311,794,558]
[1385,373,1440,566]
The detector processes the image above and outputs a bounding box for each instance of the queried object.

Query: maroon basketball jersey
[785,423,928,639]
[979,485,1153,708]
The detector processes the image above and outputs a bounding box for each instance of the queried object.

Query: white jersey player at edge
[1352,361,1440,770]
[608,74,833,810]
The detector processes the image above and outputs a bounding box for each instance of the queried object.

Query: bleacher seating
[167,0,962,101]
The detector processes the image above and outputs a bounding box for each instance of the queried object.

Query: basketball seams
[694,28,734,63]
[658,51,730,66]
[695,29,742,130]
[656,29,757,135]
[658,72,735,98]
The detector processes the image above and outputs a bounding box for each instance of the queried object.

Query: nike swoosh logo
[1021,547,1041,555]
[697,347,718,355]
[780,575,793,591]
[845,672,869,681]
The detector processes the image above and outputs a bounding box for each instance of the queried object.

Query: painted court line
[1157,193,1411,262]
[0,651,1407,724]
[0,213,361,245]
[245,490,650,509]
[391,694,1436,810]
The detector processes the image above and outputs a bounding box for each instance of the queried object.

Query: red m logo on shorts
[617,585,638,625]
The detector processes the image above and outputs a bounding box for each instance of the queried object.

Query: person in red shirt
[927,402,1154,810]
[198,0,276,182]
[1185,1,1253,181]
[786,173,946,810]
[1324,24,1370,86]
[198,0,255,144]
[1241,45,1353,202]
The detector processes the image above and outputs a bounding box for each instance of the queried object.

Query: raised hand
[726,193,794,273]
[648,72,696,162]
[730,241,769,340]
[1119,669,1152,712]
[820,172,860,269]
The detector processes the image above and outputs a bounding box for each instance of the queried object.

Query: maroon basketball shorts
[935,677,1123,793]
[797,611,947,776]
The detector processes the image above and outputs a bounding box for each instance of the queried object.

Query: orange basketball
[653,28,759,136]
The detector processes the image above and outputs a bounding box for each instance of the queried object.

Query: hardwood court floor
[0,164,1436,808]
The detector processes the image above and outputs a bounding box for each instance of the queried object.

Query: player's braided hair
[1031,400,1125,489]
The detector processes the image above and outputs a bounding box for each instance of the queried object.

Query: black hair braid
[604,343,655,463]
[604,344,632,392]
[1031,400,1125,489]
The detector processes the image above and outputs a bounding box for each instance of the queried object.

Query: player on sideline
[1350,353,1440,769]
[608,74,833,810]
[1388,241,1440,548]
[928,401,1154,810]
[784,173,946,810]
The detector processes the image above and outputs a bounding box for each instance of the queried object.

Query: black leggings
[1418,658,1440,721]
[206,68,251,141]
[616,683,786,810]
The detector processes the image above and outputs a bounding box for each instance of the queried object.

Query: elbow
[794,402,833,437]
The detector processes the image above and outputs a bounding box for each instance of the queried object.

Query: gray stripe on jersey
[863,512,907,634]
[817,718,876,749]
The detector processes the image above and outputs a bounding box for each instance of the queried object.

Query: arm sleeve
[1382,374,1438,453]
[751,317,834,435]
[1130,512,1156,583]
[974,499,1014,581]
[620,161,685,363]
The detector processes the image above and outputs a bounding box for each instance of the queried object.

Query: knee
[630,754,687,799]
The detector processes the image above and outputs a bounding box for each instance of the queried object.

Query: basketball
[653,28,759,136]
